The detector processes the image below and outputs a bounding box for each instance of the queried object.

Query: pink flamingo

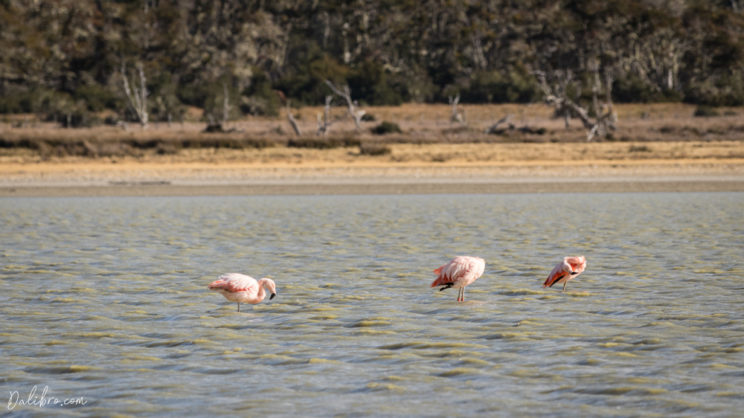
[430,256,486,302]
[208,273,277,312]
[543,256,587,292]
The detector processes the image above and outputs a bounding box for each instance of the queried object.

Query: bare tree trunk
[324,80,365,131]
[286,102,301,136]
[449,94,465,125]
[485,114,511,134]
[222,81,230,128]
[316,95,333,136]
[121,62,149,128]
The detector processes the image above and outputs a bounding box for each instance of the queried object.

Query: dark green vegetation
[371,121,403,135]
[1,0,743,127]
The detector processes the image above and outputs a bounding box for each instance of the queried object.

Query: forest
[1,0,743,128]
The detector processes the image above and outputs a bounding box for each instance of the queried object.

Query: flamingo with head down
[543,256,587,292]
[430,256,486,302]
[208,273,277,312]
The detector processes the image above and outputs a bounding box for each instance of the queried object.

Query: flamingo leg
[237,302,241,312]
[562,282,567,292]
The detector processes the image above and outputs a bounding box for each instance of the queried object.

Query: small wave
[457,357,490,367]
[611,351,639,358]
[364,382,406,392]
[481,332,536,340]
[75,332,117,339]
[124,354,162,362]
[216,324,245,330]
[308,358,343,365]
[145,340,194,348]
[258,353,306,365]
[715,391,742,398]
[574,386,668,396]
[193,367,240,375]
[500,288,544,296]
[25,365,101,374]
[309,314,338,321]
[348,319,392,328]
[378,341,488,350]
[43,340,69,346]
[355,329,395,335]
[437,367,482,377]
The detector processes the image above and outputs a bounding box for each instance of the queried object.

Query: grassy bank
[1,103,743,162]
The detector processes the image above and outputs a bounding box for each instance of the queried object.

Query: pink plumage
[208,273,277,312]
[543,256,586,292]
[431,256,486,302]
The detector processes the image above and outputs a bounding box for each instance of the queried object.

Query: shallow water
[1,193,743,416]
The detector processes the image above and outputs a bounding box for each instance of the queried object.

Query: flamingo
[543,256,587,292]
[430,256,486,302]
[208,273,277,312]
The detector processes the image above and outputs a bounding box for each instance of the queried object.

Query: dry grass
[1,103,743,164]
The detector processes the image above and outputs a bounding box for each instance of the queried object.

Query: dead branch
[316,95,333,136]
[324,80,365,131]
[535,70,616,141]
[222,81,231,127]
[449,94,465,125]
[485,114,511,134]
[286,101,301,136]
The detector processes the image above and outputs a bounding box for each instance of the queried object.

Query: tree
[120,62,149,128]
[325,79,365,131]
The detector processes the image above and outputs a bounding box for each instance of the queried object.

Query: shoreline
[2,135,743,197]
[2,162,742,197]
[3,179,743,197]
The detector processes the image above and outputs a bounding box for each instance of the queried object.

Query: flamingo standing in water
[543,256,587,292]
[430,256,486,302]
[208,273,277,312]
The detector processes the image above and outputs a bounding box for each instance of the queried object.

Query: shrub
[348,59,403,105]
[74,84,120,112]
[241,70,280,116]
[371,121,402,135]
[694,105,720,117]
[684,74,744,106]
[0,86,34,113]
[359,142,391,156]
[461,69,541,103]
[287,137,361,149]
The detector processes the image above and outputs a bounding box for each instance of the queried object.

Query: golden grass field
[1,103,743,195]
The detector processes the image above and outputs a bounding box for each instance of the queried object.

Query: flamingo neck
[256,283,266,301]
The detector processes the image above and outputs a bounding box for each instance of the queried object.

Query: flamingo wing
[209,273,258,294]
[431,256,485,288]
[543,261,570,288]
[543,256,586,288]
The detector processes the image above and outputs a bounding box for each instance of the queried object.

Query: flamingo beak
[270,293,276,300]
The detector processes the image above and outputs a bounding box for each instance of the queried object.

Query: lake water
[1,193,743,416]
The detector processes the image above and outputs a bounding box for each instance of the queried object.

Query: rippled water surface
[1,193,743,416]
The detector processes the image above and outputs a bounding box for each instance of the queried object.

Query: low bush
[693,105,720,117]
[371,121,402,135]
[629,145,652,152]
[359,142,391,156]
[287,136,361,149]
